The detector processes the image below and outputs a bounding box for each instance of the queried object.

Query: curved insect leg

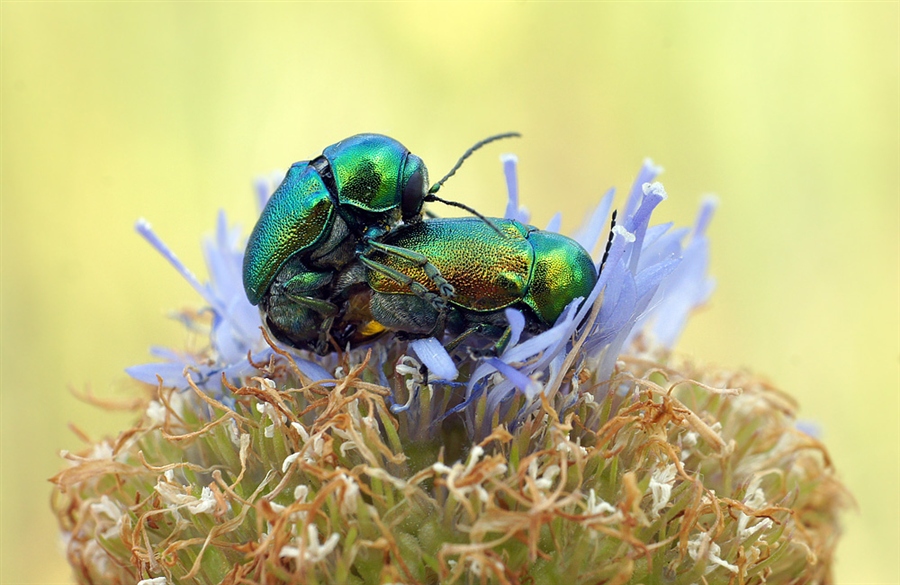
[359,255,450,312]
[364,240,455,299]
[280,271,340,354]
[444,323,511,357]
[280,292,339,355]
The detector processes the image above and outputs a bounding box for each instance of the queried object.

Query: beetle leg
[283,292,339,317]
[423,304,450,341]
[281,294,339,355]
[283,269,332,294]
[492,326,513,355]
[359,256,448,311]
[443,324,486,353]
[364,240,455,299]
[469,328,512,358]
[444,324,511,357]
[314,315,336,355]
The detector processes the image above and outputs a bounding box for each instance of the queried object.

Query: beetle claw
[426,293,447,311]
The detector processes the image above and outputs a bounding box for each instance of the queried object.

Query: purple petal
[575,224,635,328]
[694,195,718,237]
[572,189,614,256]
[635,226,687,273]
[592,267,638,351]
[634,257,681,305]
[626,182,667,273]
[135,219,216,310]
[504,308,525,349]
[410,338,458,381]
[149,346,193,362]
[650,241,714,347]
[253,170,285,213]
[486,358,538,398]
[125,363,188,386]
[544,212,562,233]
[477,300,584,419]
[502,154,530,224]
[622,159,664,222]
[501,318,569,363]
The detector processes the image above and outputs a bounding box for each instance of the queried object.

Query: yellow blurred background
[2,3,896,583]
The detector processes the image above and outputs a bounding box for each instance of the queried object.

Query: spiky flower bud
[51,158,849,584]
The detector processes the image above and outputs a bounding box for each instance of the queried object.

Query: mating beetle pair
[243,132,517,353]
[243,133,598,356]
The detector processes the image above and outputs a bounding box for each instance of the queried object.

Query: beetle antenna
[426,195,505,237]
[428,132,521,195]
[599,210,618,274]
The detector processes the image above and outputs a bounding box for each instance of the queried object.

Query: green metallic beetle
[244,133,518,353]
[332,217,599,353]
[244,133,432,306]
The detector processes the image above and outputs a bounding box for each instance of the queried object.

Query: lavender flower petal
[545,212,562,233]
[571,188,614,255]
[625,182,667,273]
[410,338,458,381]
[504,308,525,349]
[125,363,193,387]
[486,357,539,398]
[622,158,664,221]
[502,154,530,224]
[134,219,215,310]
[648,198,717,347]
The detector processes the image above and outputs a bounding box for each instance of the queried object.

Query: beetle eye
[401,157,428,220]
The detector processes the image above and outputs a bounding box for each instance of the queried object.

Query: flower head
[51,152,849,584]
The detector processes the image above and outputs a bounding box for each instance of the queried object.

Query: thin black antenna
[427,195,505,237]
[599,210,618,274]
[428,132,521,195]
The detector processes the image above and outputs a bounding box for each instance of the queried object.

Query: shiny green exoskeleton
[245,133,519,353]
[335,217,599,353]
[243,134,430,306]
